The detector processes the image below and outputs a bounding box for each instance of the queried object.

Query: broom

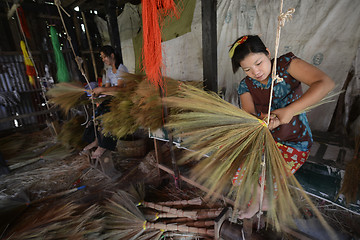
[130,76,203,131]
[103,190,214,239]
[0,186,86,238]
[124,185,198,219]
[155,197,202,206]
[57,115,87,150]
[99,73,144,139]
[163,84,337,237]
[126,184,220,220]
[46,82,89,114]
[4,201,102,240]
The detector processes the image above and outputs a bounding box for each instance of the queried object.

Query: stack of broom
[103,189,218,239]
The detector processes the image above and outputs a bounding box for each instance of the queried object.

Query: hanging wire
[54,0,98,142]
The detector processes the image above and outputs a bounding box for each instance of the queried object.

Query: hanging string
[257,0,295,230]
[54,0,98,142]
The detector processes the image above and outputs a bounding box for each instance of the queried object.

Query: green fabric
[50,26,70,83]
[161,0,196,41]
[133,0,196,74]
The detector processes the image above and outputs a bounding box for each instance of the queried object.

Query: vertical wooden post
[201,0,217,93]
[105,0,123,63]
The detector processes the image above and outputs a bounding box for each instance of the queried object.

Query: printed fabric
[232,142,310,190]
[238,52,313,152]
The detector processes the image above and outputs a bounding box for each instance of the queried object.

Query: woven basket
[117,138,147,157]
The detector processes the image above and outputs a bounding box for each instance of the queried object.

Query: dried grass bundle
[0,133,27,160]
[163,84,336,235]
[47,82,89,114]
[99,73,144,139]
[0,129,53,160]
[57,115,86,150]
[130,80,163,130]
[103,191,214,239]
[339,136,360,203]
[130,77,203,130]
[5,202,102,240]
[100,99,139,139]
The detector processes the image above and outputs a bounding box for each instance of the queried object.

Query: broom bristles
[163,84,337,237]
[47,82,89,114]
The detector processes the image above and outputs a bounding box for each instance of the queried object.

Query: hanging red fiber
[17,6,31,39]
[141,0,178,89]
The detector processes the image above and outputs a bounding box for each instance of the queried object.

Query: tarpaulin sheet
[96,0,360,131]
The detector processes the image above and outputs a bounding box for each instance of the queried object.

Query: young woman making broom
[82,45,128,159]
[229,35,334,219]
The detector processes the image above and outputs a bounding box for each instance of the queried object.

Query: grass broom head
[4,201,102,240]
[103,190,156,240]
[163,84,337,236]
[47,82,89,114]
[98,72,146,139]
[130,76,203,130]
[99,98,139,139]
[57,115,87,150]
[0,133,27,159]
[339,135,360,203]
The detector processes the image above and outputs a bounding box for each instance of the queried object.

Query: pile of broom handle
[145,222,215,236]
[142,202,223,220]
[155,197,202,206]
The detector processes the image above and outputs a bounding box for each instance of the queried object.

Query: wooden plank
[105,0,123,63]
[201,0,217,92]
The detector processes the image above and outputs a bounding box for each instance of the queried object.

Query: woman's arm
[239,92,256,115]
[272,58,335,125]
[92,80,125,95]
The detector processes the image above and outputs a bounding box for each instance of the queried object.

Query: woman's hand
[260,107,295,130]
[271,107,295,125]
[259,112,281,130]
[92,87,103,96]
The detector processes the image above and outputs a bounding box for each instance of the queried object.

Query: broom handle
[196,208,223,219]
[156,163,234,205]
[143,201,197,219]
[146,222,214,236]
[181,220,214,228]
[151,208,222,220]
[29,186,86,205]
[159,86,181,189]
[155,197,202,206]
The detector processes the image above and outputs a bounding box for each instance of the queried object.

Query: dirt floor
[0,129,359,240]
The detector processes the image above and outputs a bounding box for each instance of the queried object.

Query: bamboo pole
[81,12,98,81]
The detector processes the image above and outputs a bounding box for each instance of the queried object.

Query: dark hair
[100,45,122,68]
[229,35,268,73]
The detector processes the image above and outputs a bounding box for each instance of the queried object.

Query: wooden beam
[0,108,57,124]
[105,0,123,63]
[201,0,217,93]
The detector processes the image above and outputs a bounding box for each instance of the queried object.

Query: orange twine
[141,0,178,90]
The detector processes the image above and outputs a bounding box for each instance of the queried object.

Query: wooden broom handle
[146,222,214,236]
